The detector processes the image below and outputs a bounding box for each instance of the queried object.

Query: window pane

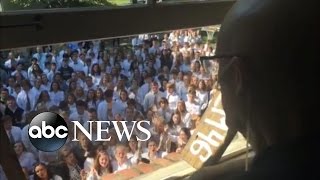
[0,26,252,179]
[0,0,133,11]
[0,0,226,12]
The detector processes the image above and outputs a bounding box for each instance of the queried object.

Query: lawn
[108,0,131,6]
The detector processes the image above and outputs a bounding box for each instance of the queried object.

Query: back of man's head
[216,0,319,148]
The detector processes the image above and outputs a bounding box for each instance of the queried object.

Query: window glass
[0,0,223,12]
[0,26,249,179]
[1,0,132,11]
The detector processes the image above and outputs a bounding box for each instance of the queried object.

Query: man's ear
[230,56,246,96]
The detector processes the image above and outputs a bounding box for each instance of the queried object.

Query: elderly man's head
[216,0,319,153]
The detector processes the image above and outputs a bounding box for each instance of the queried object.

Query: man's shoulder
[140,83,149,89]
[97,101,107,107]
[16,91,24,97]
[145,92,153,97]
[236,137,320,180]
[69,112,78,118]
[159,91,166,96]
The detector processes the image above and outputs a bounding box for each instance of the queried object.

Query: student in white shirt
[28,64,43,86]
[56,46,67,68]
[32,163,63,180]
[74,71,86,88]
[176,101,192,128]
[165,82,180,112]
[127,78,140,103]
[83,110,105,145]
[148,40,158,55]
[97,89,117,122]
[179,56,191,73]
[85,152,112,180]
[83,58,93,76]
[95,88,105,109]
[131,37,142,47]
[177,74,191,101]
[40,74,51,91]
[110,64,121,85]
[185,89,201,116]
[121,53,133,77]
[126,99,144,119]
[74,85,87,101]
[13,70,23,85]
[14,141,37,174]
[83,144,104,172]
[111,144,132,173]
[86,89,97,110]
[38,150,58,165]
[90,64,102,86]
[47,62,58,83]
[69,50,85,72]
[49,81,65,106]
[21,111,39,159]
[113,79,127,102]
[157,97,173,123]
[35,91,54,111]
[143,81,165,112]
[1,88,9,106]
[58,146,82,180]
[64,93,76,115]
[83,76,97,93]
[114,90,129,115]
[6,77,16,96]
[98,75,112,93]
[190,75,199,88]
[11,63,28,79]
[31,78,45,98]
[4,52,20,74]
[42,61,53,75]
[2,115,22,144]
[196,79,209,112]
[141,138,167,163]
[198,65,210,80]
[205,46,215,56]
[69,100,90,125]
[171,52,182,70]
[167,112,184,139]
[126,137,142,165]
[168,69,180,88]
[136,74,152,105]
[17,80,38,112]
[174,127,191,153]
[32,46,47,70]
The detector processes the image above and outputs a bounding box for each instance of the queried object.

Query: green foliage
[4,0,116,10]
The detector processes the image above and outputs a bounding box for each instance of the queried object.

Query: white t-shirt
[141,151,167,161]
[185,101,201,116]
[112,160,132,173]
[6,126,22,143]
[19,152,37,172]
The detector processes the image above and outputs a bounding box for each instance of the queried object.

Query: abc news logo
[28,112,151,152]
[28,112,68,152]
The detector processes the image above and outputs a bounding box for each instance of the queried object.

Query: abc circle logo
[28,112,68,152]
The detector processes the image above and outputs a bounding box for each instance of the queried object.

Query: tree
[2,0,116,11]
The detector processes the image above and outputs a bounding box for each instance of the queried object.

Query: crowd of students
[0,28,219,180]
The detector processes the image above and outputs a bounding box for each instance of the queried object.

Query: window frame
[0,1,238,179]
[0,0,235,50]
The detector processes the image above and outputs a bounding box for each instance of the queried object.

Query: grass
[108,0,131,6]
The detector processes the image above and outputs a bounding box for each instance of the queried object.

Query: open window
[0,1,252,180]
